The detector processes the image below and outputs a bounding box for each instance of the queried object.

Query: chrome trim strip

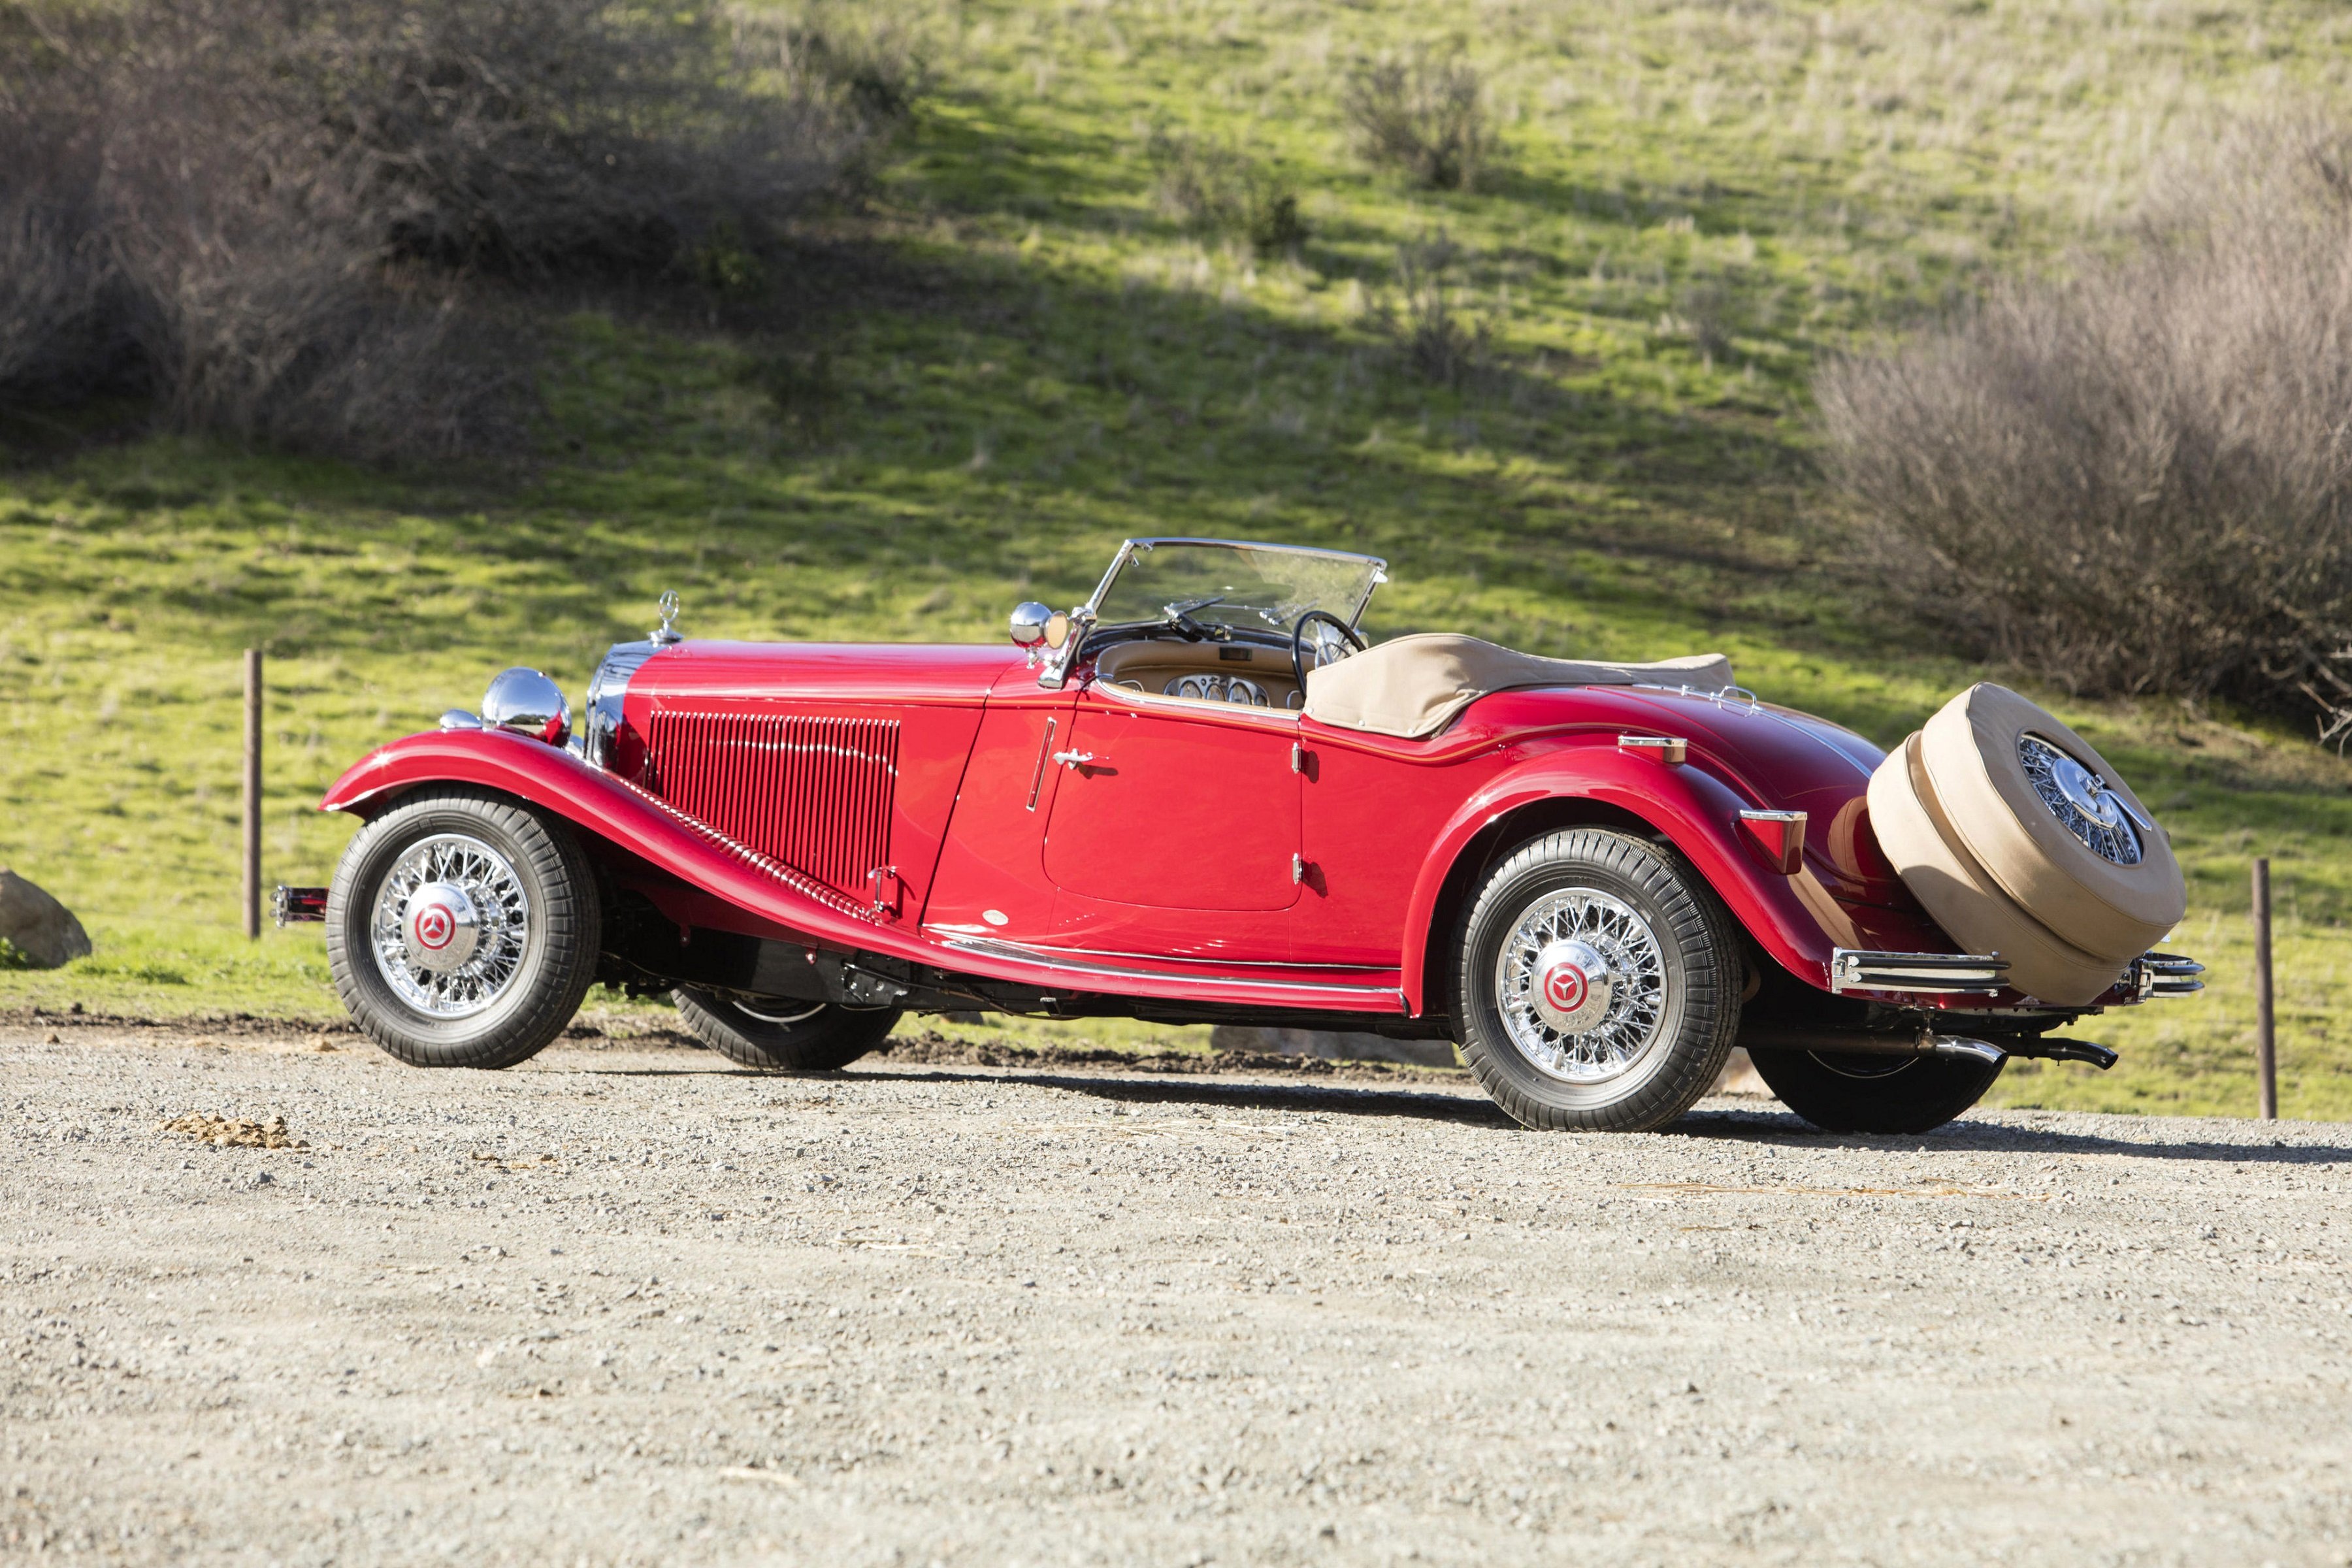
[937,935,1407,1001]
[929,933,1397,977]
[581,639,657,767]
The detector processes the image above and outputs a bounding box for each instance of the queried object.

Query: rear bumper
[1829,947,2204,1007]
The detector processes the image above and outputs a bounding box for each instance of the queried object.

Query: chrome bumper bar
[272,885,327,926]
[1829,949,2008,996]
[2129,952,2204,1001]
[1830,947,2204,1005]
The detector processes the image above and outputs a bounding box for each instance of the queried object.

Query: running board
[932,934,1406,1011]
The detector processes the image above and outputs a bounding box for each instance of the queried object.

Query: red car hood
[627,641,1028,706]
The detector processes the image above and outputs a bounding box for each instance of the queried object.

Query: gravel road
[6,1019,2350,1566]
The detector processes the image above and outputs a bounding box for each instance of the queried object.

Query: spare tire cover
[1919,684,2184,961]
[1867,735,2131,1006]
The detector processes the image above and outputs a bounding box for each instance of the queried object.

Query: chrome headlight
[482,667,570,747]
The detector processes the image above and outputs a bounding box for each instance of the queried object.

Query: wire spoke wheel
[368,833,531,1018]
[327,789,600,1070]
[1492,889,1666,1084]
[1457,828,1739,1132]
[2018,734,2142,866]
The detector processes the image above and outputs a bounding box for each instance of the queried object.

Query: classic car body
[301,538,2200,1132]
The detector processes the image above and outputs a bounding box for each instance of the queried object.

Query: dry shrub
[0,0,909,459]
[1817,119,2352,741]
[1144,127,1307,255]
[1341,48,1496,191]
[1369,229,1488,385]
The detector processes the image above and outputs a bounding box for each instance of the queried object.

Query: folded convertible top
[1303,633,1735,738]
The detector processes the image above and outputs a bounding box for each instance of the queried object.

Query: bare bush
[1817,118,2352,739]
[1341,50,1496,191]
[0,0,907,458]
[1369,229,1488,385]
[1144,128,1306,254]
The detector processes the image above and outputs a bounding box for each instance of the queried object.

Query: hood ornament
[651,589,682,645]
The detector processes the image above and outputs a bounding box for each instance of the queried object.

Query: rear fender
[1399,738,1941,1014]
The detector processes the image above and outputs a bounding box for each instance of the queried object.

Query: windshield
[1090,540,1385,635]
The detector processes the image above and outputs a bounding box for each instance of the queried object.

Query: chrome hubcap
[370,834,529,1018]
[2019,734,2142,866]
[1495,890,1666,1084]
[401,881,480,972]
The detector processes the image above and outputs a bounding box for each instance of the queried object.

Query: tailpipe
[1740,1026,2116,1071]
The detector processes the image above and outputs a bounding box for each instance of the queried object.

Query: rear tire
[672,989,900,1071]
[1749,1049,2003,1135]
[326,787,600,1070]
[1456,828,1741,1132]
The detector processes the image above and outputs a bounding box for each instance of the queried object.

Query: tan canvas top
[1302,634,1735,739]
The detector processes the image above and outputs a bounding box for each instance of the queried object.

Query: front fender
[320,729,906,955]
[1398,738,1950,1012]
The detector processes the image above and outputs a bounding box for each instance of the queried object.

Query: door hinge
[1290,742,1305,774]
[1292,853,1307,885]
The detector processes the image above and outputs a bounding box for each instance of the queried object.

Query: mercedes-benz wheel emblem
[1543,962,1588,1015]
[413,905,455,950]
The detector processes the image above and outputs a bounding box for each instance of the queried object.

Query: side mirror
[1010,602,1053,648]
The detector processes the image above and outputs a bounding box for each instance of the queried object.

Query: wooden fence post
[2253,857,2276,1121]
[242,649,262,940]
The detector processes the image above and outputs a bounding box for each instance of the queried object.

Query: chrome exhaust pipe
[1740,1027,2115,1070]
[1740,1026,2006,1064]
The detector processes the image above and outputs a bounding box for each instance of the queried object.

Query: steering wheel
[1291,610,1365,694]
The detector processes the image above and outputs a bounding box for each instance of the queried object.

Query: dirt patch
[157,1113,306,1149]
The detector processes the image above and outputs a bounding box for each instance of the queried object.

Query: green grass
[4,0,2349,1117]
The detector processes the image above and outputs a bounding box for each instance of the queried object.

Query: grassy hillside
[4,0,2348,1118]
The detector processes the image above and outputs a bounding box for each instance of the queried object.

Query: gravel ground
[5,1020,2350,1567]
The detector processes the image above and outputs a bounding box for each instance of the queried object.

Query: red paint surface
[1043,691,1300,913]
[321,639,2017,1019]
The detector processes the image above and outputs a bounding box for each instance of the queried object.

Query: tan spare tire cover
[1918,684,2184,960]
[1867,735,2130,1005]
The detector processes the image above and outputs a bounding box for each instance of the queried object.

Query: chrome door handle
[1052,749,1095,769]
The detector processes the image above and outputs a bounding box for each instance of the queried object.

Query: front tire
[1749,1049,2003,1135]
[672,989,900,1071]
[1456,828,1741,1132]
[325,787,601,1070]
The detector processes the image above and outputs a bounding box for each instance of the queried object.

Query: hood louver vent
[647,712,898,901]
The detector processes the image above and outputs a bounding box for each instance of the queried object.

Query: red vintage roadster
[293,538,2200,1134]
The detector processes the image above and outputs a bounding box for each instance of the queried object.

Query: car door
[1041,687,1301,913]
[918,679,1077,943]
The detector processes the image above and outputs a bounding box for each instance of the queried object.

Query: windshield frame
[1081,537,1388,638]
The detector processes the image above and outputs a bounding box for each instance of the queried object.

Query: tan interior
[1092,639,1305,709]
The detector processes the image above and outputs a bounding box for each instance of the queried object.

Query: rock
[0,870,91,969]
[1209,1024,1458,1070]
